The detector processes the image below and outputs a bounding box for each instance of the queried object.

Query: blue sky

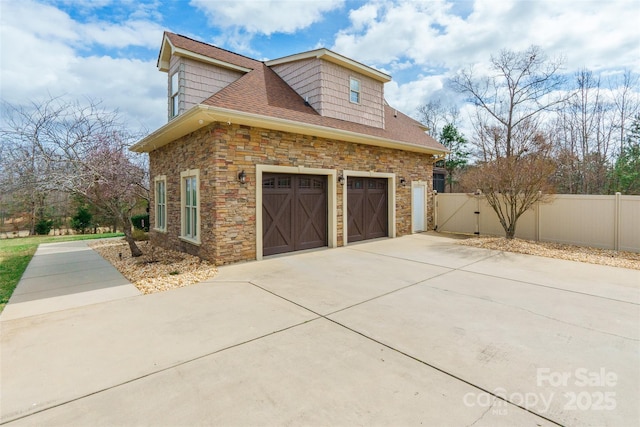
[1,0,638,135]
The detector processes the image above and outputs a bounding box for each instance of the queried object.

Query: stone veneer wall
[149,122,435,265]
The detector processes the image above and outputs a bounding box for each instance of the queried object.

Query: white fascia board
[157,36,174,72]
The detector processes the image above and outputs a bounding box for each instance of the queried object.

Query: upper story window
[170,72,179,117]
[349,77,360,104]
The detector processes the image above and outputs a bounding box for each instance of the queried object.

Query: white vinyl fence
[434,193,640,253]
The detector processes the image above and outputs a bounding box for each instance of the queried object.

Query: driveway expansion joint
[426,285,639,341]
[346,245,500,271]
[458,267,640,306]
[0,317,320,425]
[245,280,562,426]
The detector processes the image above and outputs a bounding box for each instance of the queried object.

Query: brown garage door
[347,177,388,242]
[263,174,328,256]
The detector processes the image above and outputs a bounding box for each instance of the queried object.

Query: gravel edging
[89,239,217,294]
[457,236,640,270]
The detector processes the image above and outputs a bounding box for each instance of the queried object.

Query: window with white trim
[154,175,167,232]
[180,169,200,243]
[349,77,360,104]
[170,72,179,117]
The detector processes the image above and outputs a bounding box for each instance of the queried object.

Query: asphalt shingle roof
[164,32,259,70]
[161,32,446,153]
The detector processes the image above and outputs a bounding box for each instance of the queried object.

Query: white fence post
[475,191,481,236]
[536,191,541,242]
[614,192,621,251]
[433,191,438,231]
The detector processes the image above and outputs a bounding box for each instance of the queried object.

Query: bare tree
[451,46,567,238]
[572,69,613,193]
[1,101,58,235]
[65,133,148,256]
[551,69,639,194]
[416,99,460,139]
[452,45,567,158]
[1,97,148,256]
[611,71,640,158]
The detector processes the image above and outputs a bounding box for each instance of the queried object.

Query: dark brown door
[347,177,388,243]
[263,174,327,256]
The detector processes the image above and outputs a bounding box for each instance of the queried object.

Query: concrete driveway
[1,233,638,426]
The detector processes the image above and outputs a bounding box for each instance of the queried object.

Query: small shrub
[71,206,93,234]
[35,219,53,235]
[131,214,150,231]
[132,228,149,241]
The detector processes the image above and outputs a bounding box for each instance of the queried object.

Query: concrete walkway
[1,234,638,426]
[0,240,140,321]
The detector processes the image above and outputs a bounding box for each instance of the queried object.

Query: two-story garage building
[131,32,447,265]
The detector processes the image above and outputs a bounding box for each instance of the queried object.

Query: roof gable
[157,32,257,73]
[266,48,391,83]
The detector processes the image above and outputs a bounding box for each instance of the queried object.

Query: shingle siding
[319,61,384,128]
[168,57,184,120]
[168,56,244,120]
[271,59,385,129]
[271,58,322,110]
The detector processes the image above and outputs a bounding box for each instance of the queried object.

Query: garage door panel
[296,191,327,250]
[347,188,365,242]
[263,191,294,256]
[367,189,388,239]
[263,174,327,256]
[347,178,388,243]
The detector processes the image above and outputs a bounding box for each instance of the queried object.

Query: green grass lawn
[0,233,123,313]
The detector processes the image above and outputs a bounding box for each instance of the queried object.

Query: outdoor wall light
[338,174,345,185]
[238,170,246,184]
[400,178,407,187]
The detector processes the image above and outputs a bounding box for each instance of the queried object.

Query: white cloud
[333,0,458,65]
[55,0,115,9]
[331,0,640,131]
[332,0,640,74]
[2,0,638,140]
[71,56,166,130]
[385,75,446,117]
[4,0,79,42]
[348,1,379,31]
[212,29,261,57]
[80,19,164,49]
[190,0,344,35]
[0,0,166,131]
